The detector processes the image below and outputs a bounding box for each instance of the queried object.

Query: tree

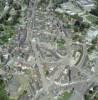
[0,79,9,100]
[90,0,98,16]
[13,3,21,10]
[91,37,97,44]
[0,24,4,31]
[8,0,13,5]
[87,45,96,53]
[45,70,49,76]
[95,0,98,10]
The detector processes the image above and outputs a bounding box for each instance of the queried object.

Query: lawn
[57,39,65,49]
[86,14,98,24]
[75,49,83,65]
[58,92,72,100]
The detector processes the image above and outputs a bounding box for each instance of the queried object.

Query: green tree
[91,37,97,44]
[0,78,9,100]
[90,0,98,16]
[95,0,98,9]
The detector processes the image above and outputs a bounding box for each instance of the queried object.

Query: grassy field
[57,39,65,49]
[86,14,98,24]
[58,92,72,100]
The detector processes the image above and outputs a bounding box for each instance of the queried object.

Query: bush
[0,24,4,31]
